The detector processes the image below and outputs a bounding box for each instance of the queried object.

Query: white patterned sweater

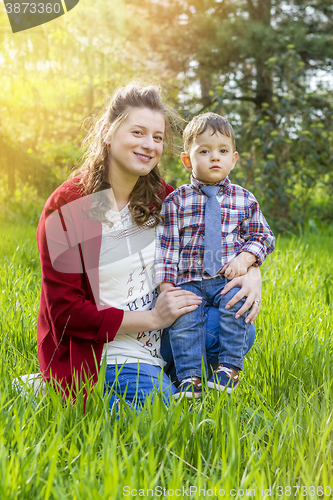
[99,204,165,368]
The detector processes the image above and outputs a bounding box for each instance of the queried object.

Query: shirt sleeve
[154,194,180,286]
[240,192,275,266]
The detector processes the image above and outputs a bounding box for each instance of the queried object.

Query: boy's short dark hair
[183,112,236,153]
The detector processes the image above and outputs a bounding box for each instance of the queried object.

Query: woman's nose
[142,135,155,150]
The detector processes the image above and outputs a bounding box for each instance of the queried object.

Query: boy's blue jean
[103,286,256,410]
[163,275,255,382]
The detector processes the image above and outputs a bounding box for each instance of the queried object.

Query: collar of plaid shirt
[190,175,231,194]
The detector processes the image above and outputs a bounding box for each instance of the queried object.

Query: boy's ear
[231,151,239,169]
[181,153,192,172]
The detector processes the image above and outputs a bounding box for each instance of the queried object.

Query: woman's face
[106,107,165,187]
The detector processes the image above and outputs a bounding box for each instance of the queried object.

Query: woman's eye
[154,136,163,142]
[133,130,143,135]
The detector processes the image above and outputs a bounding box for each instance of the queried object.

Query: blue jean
[103,284,256,409]
[163,276,256,381]
[103,363,175,412]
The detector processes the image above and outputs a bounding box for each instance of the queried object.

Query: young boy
[154,112,275,399]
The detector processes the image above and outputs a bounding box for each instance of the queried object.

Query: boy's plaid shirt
[154,176,275,286]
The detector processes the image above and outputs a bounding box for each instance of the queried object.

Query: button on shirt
[154,176,275,286]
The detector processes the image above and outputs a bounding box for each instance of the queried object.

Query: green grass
[0,223,332,499]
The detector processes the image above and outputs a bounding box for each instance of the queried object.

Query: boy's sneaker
[174,376,203,400]
[207,364,239,393]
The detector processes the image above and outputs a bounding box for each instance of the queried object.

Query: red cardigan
[36,174,173,395]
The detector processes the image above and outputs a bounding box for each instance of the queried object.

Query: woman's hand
[119,287,201,334]
[221,266,262,324]
[152,287,202,329]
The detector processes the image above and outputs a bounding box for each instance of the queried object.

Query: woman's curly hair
[71,82,181,227]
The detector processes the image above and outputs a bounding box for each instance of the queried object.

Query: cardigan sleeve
[37,184,124,346]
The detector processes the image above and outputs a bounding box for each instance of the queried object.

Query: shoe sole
[207,380,238,393]
[174,391,203,401]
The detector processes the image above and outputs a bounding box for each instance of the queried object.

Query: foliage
[126,0,333,232]
[1,0,333,232]
[0,222,332,497]
[128,0,333,108]
[0,0,147,196]
[221,47,333,233]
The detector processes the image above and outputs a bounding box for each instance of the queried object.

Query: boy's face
[181,130,238,184]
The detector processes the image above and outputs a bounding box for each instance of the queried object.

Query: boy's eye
[200,149,209,154]
[221,148,228,153]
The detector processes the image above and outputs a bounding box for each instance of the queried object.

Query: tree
[126,0,333,109]
[125,0,333,231]
[0,0,143,200]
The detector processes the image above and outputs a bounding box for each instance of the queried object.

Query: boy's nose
[211,154,220,161]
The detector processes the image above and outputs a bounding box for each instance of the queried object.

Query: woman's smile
[134,152,154,162]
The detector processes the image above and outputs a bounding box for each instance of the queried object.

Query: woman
[37,83,261,409]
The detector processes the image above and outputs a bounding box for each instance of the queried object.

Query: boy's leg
[205,305,256,376]
[168,282,208,382]
[209,276,254,381]
[163,305,256,383]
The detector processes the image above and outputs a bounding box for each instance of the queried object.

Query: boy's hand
[221,252,256,280]
[160,282,176,292]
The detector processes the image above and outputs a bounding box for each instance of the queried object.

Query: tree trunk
[254,59,273,109]
[248,0,274,110]
[200,76,212,108]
